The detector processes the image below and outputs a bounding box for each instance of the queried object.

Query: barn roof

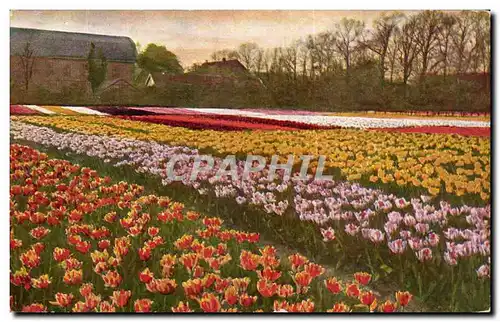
[10,27,137,63]
[201,59,247,71]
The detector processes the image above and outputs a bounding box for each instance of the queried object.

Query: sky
[10,10,421,67]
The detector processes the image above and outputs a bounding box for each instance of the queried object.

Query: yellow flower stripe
[41,106,81,115]
[13,115,490,200]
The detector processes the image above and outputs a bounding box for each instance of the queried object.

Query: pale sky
[10,10,422,67]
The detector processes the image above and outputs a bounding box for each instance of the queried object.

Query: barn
[10,27,137,98]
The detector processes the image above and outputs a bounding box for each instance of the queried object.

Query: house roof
[97,78,141,94]
[10,27,137,63]
[201,59,247,71]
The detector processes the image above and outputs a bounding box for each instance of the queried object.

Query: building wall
[10,56,134,95]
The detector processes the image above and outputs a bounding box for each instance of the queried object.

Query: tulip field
[9,105,491,313]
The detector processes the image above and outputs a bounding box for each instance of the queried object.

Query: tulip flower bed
[180,108,490,129]
[115,115,302,131]
[116,114,340,131]
[371,126,491,137]
[10,144,418,313]
[10,121,491,311]
[15,116,491,201]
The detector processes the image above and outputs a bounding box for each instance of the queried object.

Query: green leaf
[380,264,393,274]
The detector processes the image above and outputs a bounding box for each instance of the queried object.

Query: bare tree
[334,18,365,77]
[415,10,442,78]
[396,15,420,94]
[19,42,36,91]
[282,40,300,81]
[434,13,456,77]
[470,11,491,74]
[238,42,259,71]
[363,12,403,83]
[450,11,476,74]
[386,35,400,83]
[253,48,265,74]
[210,49,239,61]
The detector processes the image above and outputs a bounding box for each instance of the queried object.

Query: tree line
[203,10,490,112]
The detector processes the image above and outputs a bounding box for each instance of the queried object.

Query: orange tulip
[22,303,46,312]
[287,299,315,312]
[20,249,41,268]
[139,268,154,284]
[327,302,350,312]
[379,300,397,312]
[147,226,160,237]
[325,277,343,294]
[146,278,177,294]
[111,290,131,307]
[102,270,122,288]
[239,293,257,307]
[172,301,192,312]
[180,253,199,272]
[186,211,200,221]
[224,286,239,306]
[288,253,309,271]
[134,299,153,312]
[182,278,204,299]
[294,271,313,288]
[72,301,89,313]
[98,239,110,250]
[174,234,194,250]
[231,277,251,292]
[345,283,360,298]
[277,284,295,298]
[395,291,413,307]
[198,293,221,312]
[31,274,51,289]
[257,279,278,298]
[240,250,261,271]
[84,293,101,310]
[63,269,83,285]
[49,293,74,307]
[99,301,116,312]
[257,267,282,281]
[354,272,372,286]
[359,291,377,306]
[304,263,325,278]
[138,246,152,261]
[79,283,94,297]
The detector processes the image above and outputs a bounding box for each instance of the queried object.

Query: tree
[19,42,35,91]
[210,49,239,61]
[87,42,108,93]
[334,18,365,77]
[396,16,420,88]
[363,12,403,83]
[238,42,260,71]
[137,43,183,74]
[435,13,456,77]
[415,10,441,78]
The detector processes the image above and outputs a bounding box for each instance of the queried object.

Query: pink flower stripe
[10,105,40,115]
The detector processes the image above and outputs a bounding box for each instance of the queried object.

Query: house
[144,59,257,89]
[199,58,248,74]
[10,27,137,96]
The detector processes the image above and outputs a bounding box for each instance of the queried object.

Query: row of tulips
[10,144,415,313]
[13,115,491,199]
[10,122,490,285]
[177,108,491,129]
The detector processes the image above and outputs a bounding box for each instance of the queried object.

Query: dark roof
[201,59,247,71]
[10,27,136,63]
